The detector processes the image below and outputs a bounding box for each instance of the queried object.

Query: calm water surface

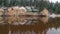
[0,16,60,34]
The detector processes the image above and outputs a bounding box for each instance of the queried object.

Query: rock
[8,6,27,16]
[40,8,49,17]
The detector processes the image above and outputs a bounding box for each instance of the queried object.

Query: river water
[0,16,60,34]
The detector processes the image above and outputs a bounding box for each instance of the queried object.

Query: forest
[0,0,60,14]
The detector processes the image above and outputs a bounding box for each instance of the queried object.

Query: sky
[49,0,60,3]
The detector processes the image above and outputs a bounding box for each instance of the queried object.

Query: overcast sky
[49,0,60,3]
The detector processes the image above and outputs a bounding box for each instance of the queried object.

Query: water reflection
[7,16,49,25]
[0,16,60,34]
[39,17,49,23]
[0,25,9,34]
[0,17,4,23]
[8,16,40,25]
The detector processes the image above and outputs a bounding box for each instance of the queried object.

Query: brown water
[0,16,60,34]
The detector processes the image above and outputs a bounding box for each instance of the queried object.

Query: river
[0,16,60,34]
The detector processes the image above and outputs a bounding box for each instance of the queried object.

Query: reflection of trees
[8,18,60,34]
[0,25,9,34]
[10,25,48,34]
[0,17,60,34]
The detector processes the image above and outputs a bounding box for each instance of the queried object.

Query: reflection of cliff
[0,18,60,34]
[9,18,60,34]
[39,17,49,23]
[8,16,39,25]
[8,16,27,25]
[0,17,4,23]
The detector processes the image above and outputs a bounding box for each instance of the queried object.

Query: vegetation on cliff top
[0,0,60,14]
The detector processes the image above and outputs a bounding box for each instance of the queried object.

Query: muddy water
[0,16,60,34]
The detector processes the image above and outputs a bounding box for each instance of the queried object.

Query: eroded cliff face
[8,7,27,16]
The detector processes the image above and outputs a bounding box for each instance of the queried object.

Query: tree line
[0,0,60,14]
